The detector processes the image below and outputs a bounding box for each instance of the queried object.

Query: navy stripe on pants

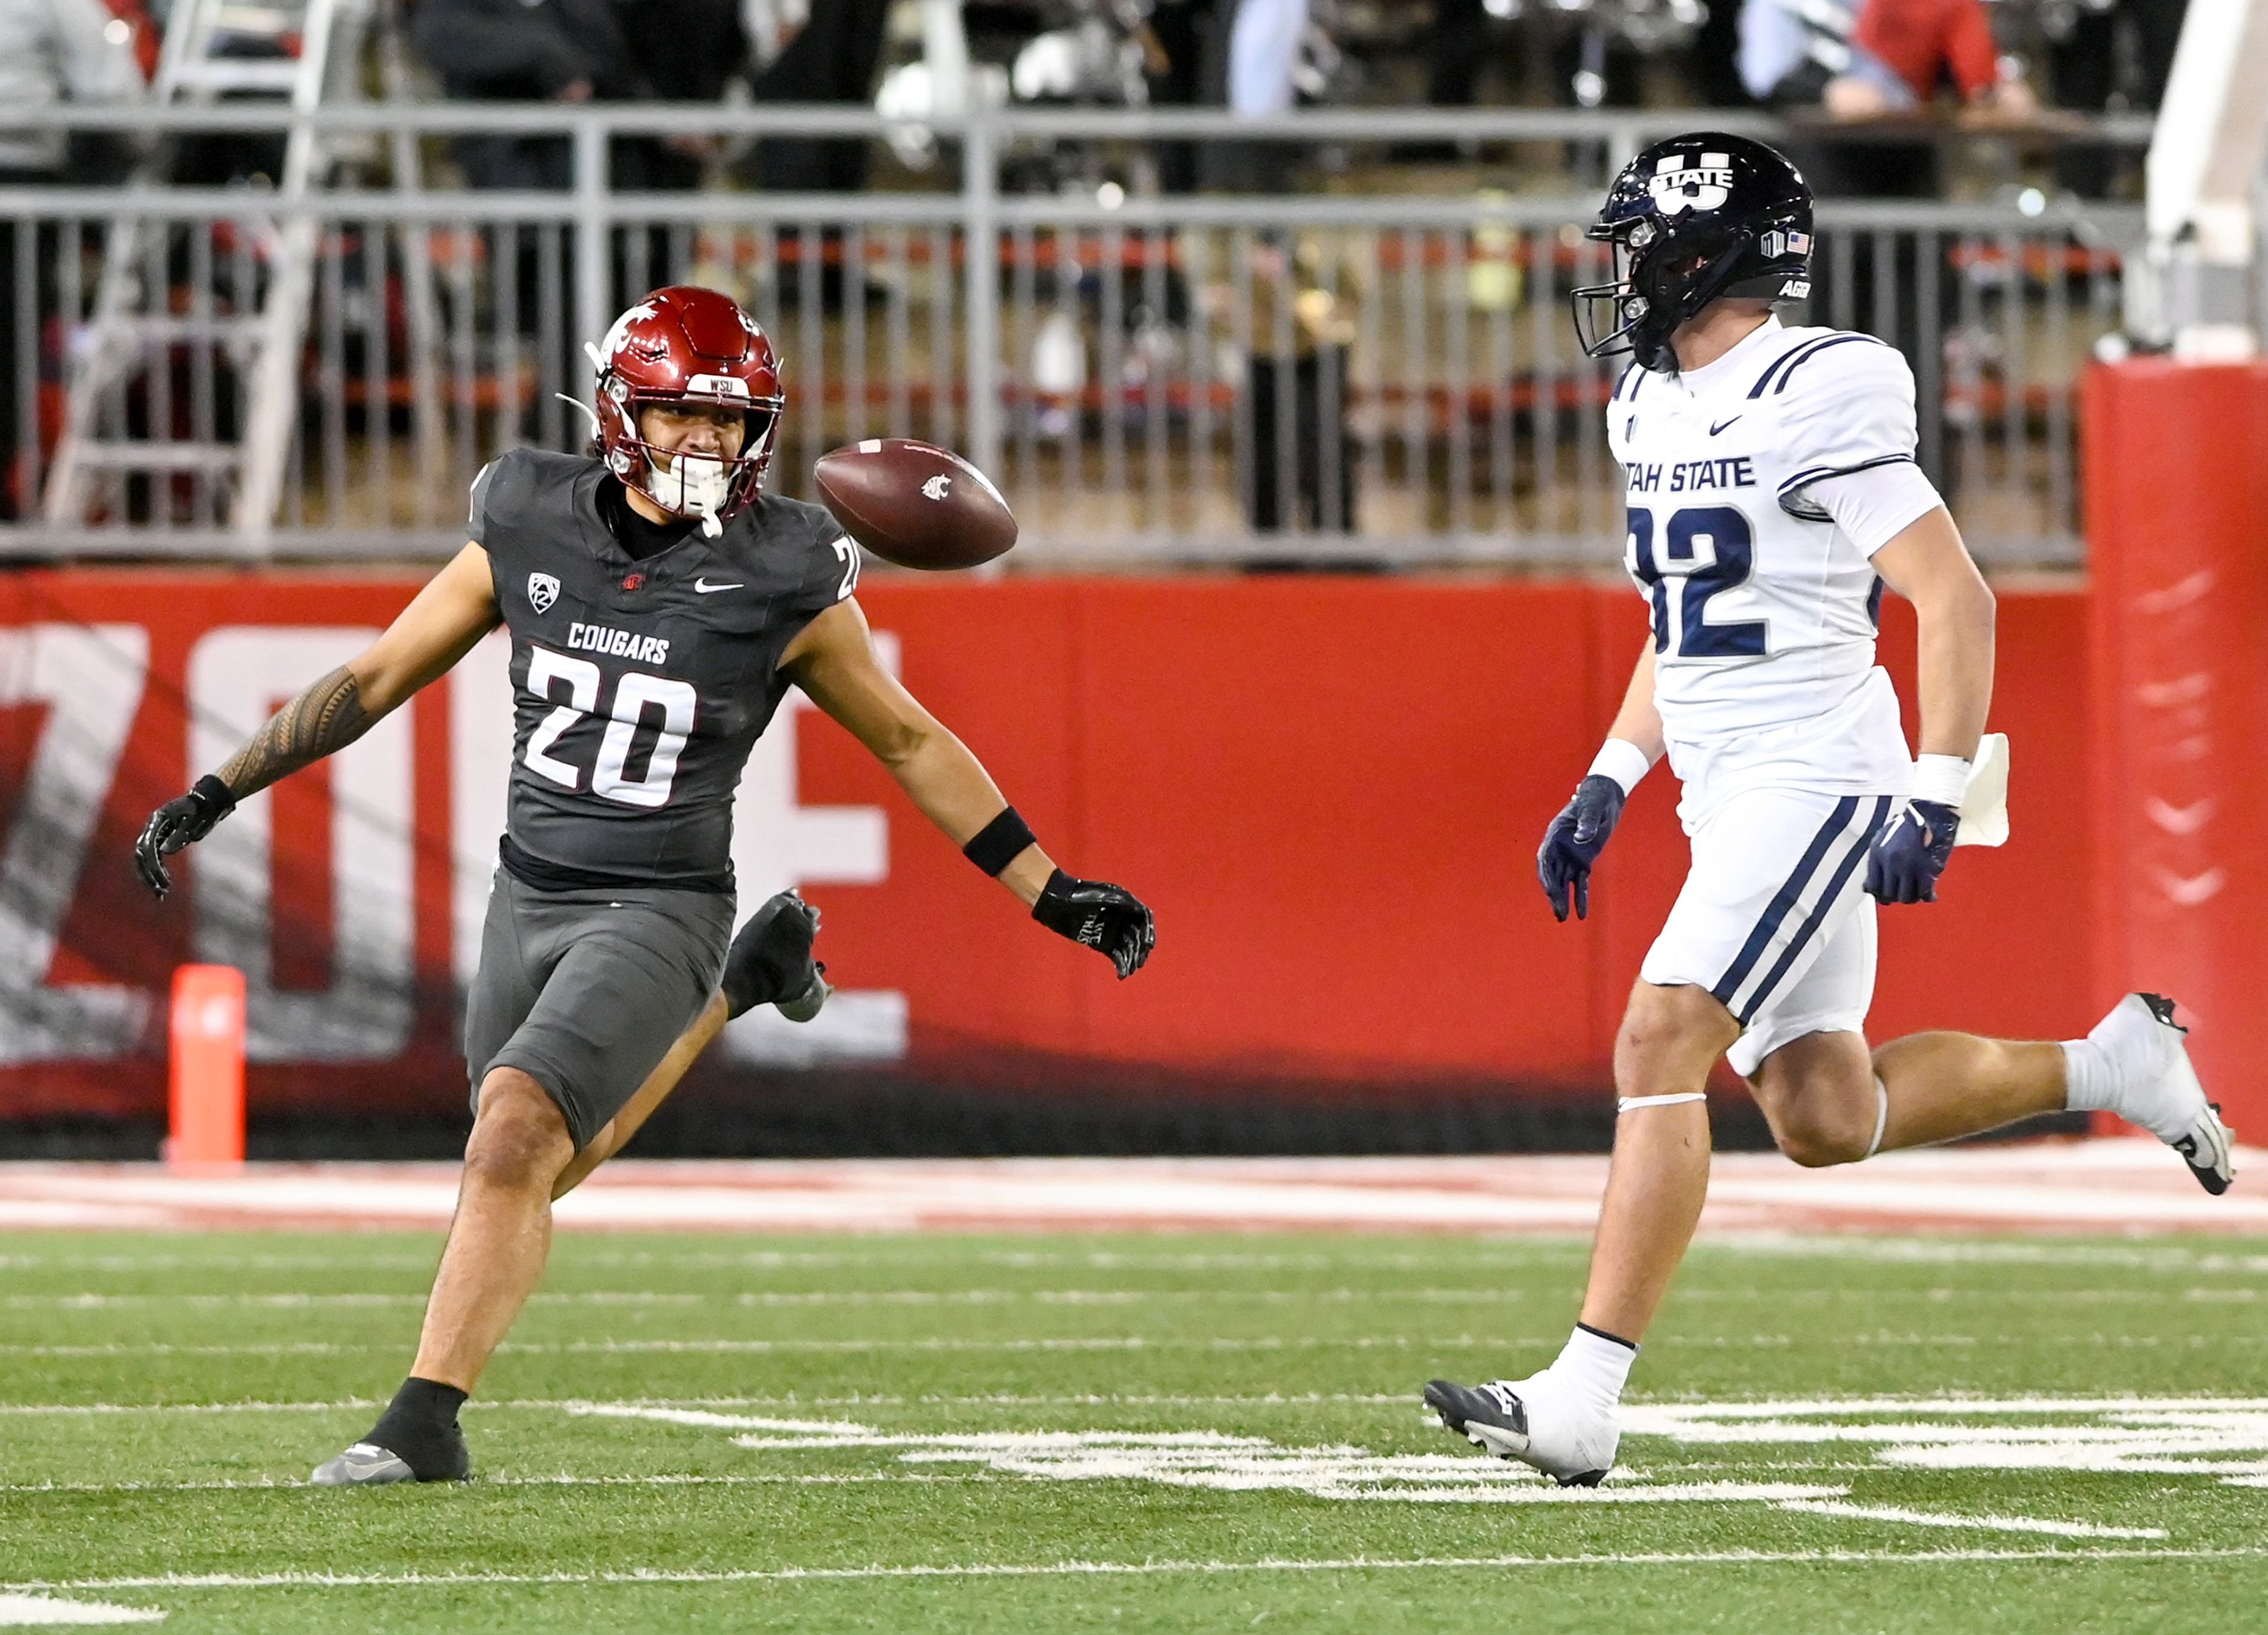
[1709,795,1861,1011]
[1731,794,1894,1026]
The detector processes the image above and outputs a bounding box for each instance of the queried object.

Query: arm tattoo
[214,665,374,799]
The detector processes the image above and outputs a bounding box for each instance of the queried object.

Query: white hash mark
[0,1594,165,1625]
[575,1396,2268,1521]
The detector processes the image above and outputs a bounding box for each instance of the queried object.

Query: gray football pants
[463,867,734,1151]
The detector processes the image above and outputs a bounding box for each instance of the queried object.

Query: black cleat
[722,890,832,1023]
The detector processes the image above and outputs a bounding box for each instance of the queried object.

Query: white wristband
[1911,753,1972,810]
[1587,739,1653,796]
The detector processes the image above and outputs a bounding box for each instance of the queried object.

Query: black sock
[366,1376,470,1480]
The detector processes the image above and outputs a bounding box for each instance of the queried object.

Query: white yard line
[6,1288,1554,1310]
[0,1594,164,1626]
[0,1474,1000,1495]
[1624,1395,2268,1418]
[1774,1500,2168,1539]
[1703,1239,2268,1273]
[0,1346,360,1359]
[8,1330,2254,1359]
[5,1284,2243,1308]
[0,1393,1427,1416]
[14,1392,2268,1418]
[10,1548,2268,1595]
[0,1336,1512,1358]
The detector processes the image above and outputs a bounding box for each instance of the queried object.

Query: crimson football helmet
[588,285,785,531]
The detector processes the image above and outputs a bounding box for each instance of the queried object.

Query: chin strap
[556,393,602,438]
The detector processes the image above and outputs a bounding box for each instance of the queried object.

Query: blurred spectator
[744,0,889,192]
[1200,0,1312,192]
[1426,0,1491,106]
[1229,0,1306,115]
[0,0,144,519]
[1147,0,1222,192]
[738,0,888,312]
[611,0,748,188]
[1742,0,2031,198]
[2049,0,2184,194]
[409,0,651,190]
[1739,0,1898,109]
[1741,0,2031,117]
[0,0,143,177]
[1689,0,1758,107]
[1846,0,2032,116]
[1236,234,1357,536]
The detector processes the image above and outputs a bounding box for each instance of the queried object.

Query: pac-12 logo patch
[527,572,560,615]
[921,474,953,501]
[1648,152,1735,215]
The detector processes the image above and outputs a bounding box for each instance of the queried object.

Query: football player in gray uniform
[135,286,1156,1486]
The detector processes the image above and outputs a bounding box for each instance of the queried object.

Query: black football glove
[1034,869,1155,979]
[1536,774,1627,923]
[134,775,237,900]
[1865,798,1959,905]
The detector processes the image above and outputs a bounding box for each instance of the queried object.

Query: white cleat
[1423,1370,1619,1487]
[2090,993,2234,1195]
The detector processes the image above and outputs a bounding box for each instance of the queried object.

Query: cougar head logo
[921,474,953,501]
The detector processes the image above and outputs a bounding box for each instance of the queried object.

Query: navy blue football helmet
[1572,133,1814,373]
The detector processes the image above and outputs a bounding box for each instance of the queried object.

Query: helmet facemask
[600,379,780,537]
[1573,216,1752,374]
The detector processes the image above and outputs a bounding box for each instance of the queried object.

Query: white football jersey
[1606,318,1925,812]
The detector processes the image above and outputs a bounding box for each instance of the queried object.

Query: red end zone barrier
[2087,359,2268,1138]
[0,570,2097,1123]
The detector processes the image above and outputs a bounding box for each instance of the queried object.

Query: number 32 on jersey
[1626,504,1768,659]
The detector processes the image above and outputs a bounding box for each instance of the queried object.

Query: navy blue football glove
[1865,798,1959,905]
[1537,774,1627,923]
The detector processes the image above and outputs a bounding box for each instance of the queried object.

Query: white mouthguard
[649,452,731,537]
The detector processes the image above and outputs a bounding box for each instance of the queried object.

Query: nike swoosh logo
[1709,417,1741,436]
[693,578,744,593]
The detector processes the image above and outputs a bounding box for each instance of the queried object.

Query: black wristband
[963,805,1038,877]
[192,774,238,819]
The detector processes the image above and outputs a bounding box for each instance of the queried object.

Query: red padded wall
[0,571,2096,1118]
[2085,359,2268,1137]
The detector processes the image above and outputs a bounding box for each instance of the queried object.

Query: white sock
[2061,1037,2116,1115]
[1553,1323,1638,1407]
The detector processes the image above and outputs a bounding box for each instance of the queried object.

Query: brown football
[812,439,1018,571]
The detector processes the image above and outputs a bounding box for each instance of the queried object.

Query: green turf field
[4,1230,2266,1631]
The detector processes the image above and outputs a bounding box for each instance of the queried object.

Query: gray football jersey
[470,449,856,887]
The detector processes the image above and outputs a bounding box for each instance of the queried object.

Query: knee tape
[1617,1091,1708,1113]
[1863,1075,1889,1160]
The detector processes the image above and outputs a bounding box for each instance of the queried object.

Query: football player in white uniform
[1423,134,2236,1486]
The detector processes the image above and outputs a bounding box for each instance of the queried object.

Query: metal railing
[0,105,2149,566]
